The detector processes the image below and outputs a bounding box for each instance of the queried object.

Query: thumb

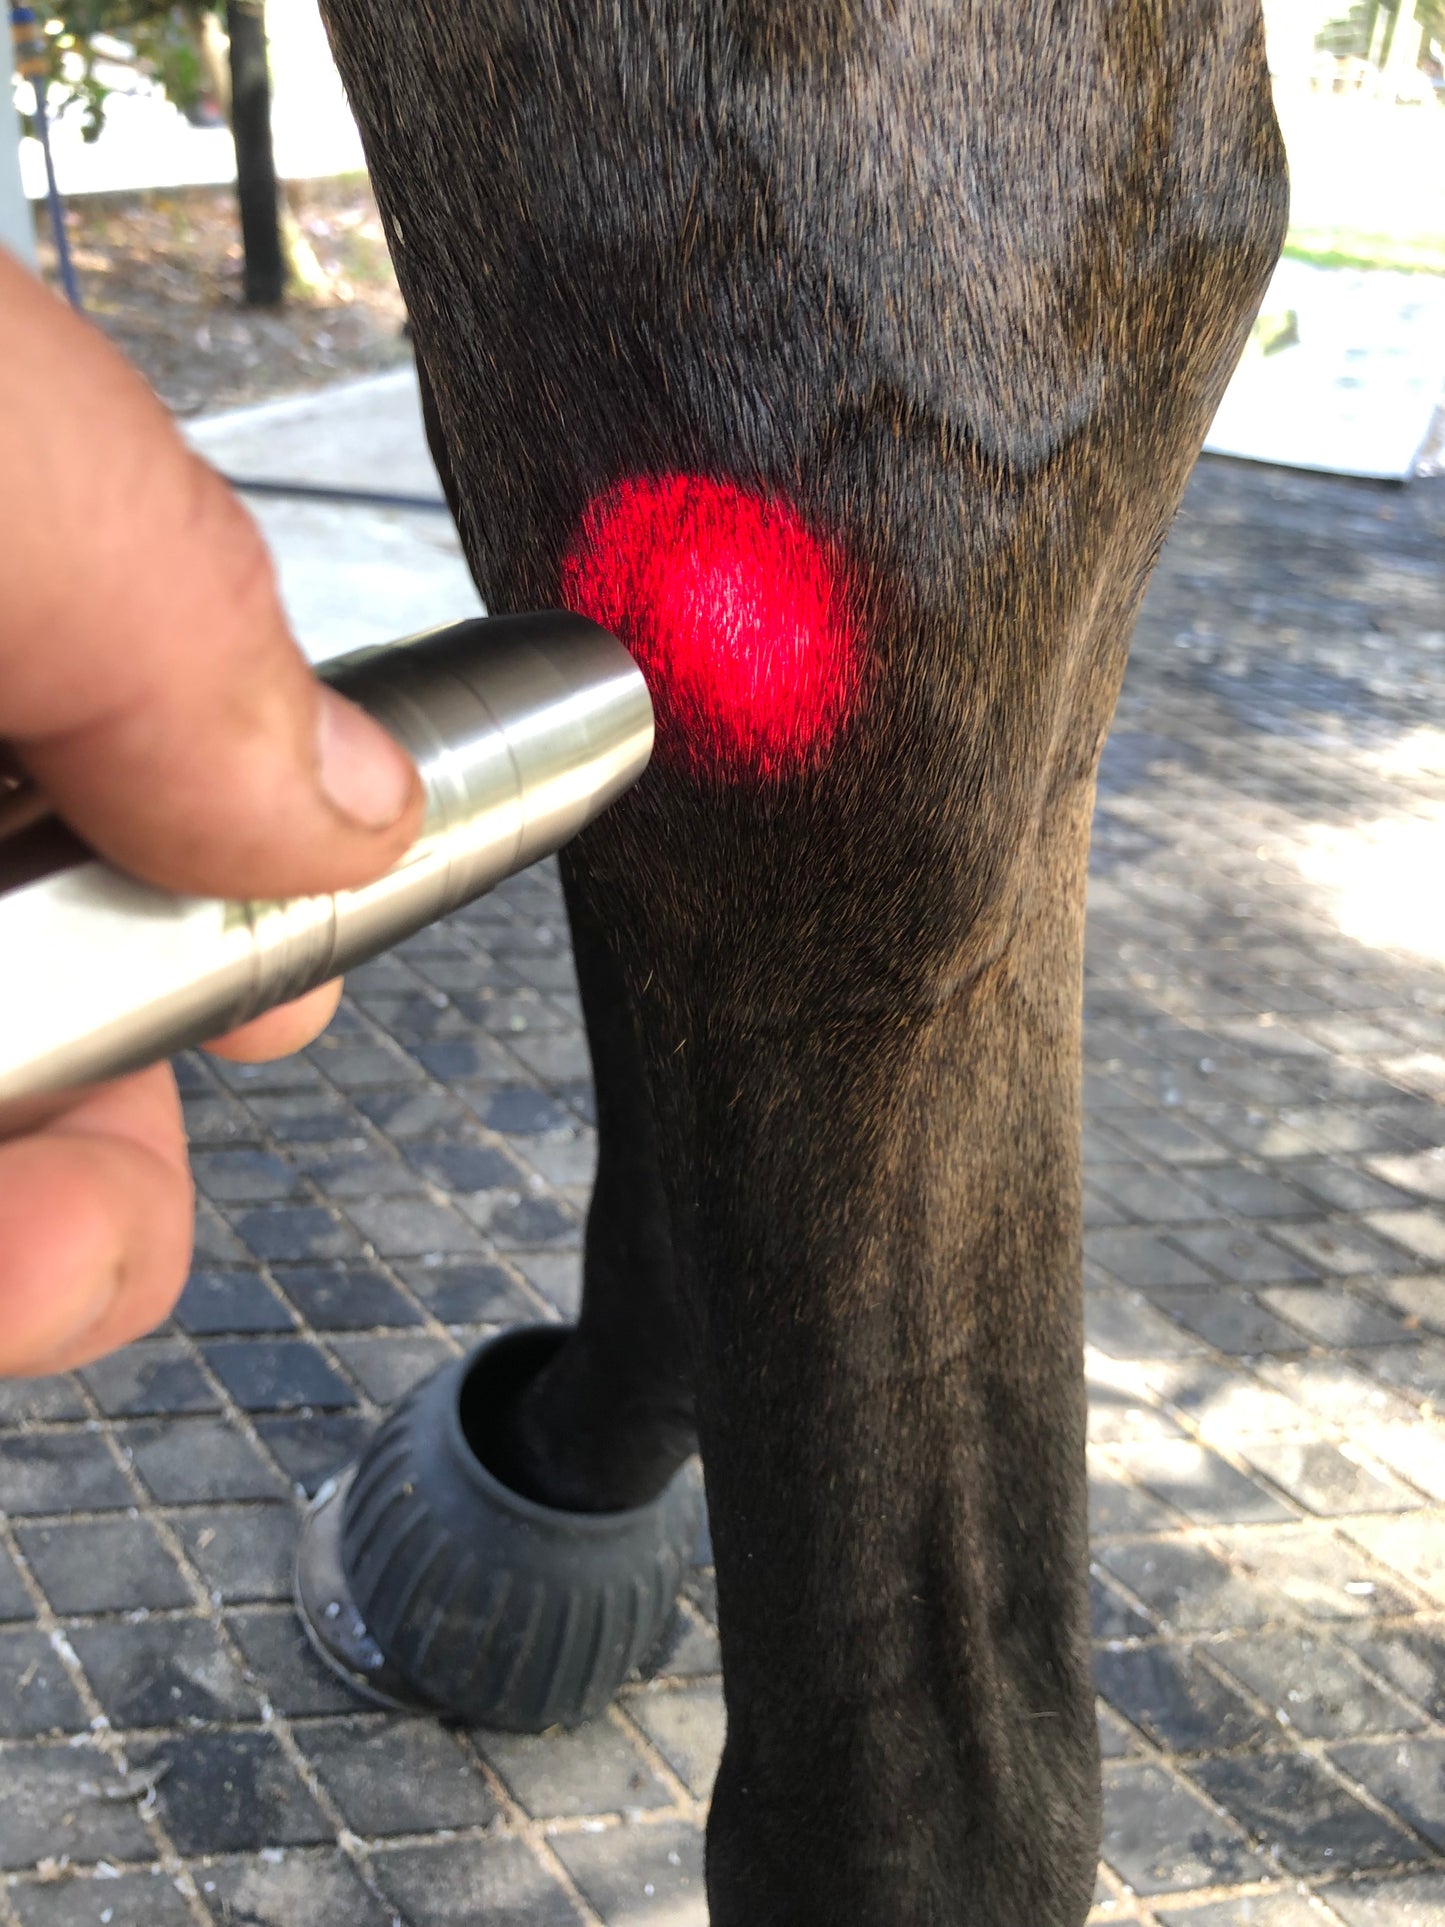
[0,248,423,899]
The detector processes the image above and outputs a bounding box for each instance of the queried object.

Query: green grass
[1283,226,1445,274]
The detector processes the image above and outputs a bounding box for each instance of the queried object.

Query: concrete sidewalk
[185,370,482,664]
[0,376,1441,1926]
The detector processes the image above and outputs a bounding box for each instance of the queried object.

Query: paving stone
[1091,1571,1155,1642]
[252,1413,376,1498]
[200,1339,358,1412]
[1186,1164,1318,1218]
[1168,1224,1318,1284]
[271,1263,425,1331]
[1085,1293,1209,1359]
[68,1616,258,1726]
[1188,1748,1428,1877]
[1105,1112,1234,1165]
[1210,1628,1424,1740]
[227,1608,368,1717]
[1109,1440,1293,1526]
[1340,1623,1445,1723]
[478,1717,672,1818]
[286,1142,433,1199]
[1089,1462,1182,1535]
[191,1198,251,1264]
[1215,1524,1420,1622]
[180,1090,264,1148]
[1330,1737,1445,1852]
[1100,1760,1266,1894]
[1361,1342,1445,1411]
[0,1627,88,1735]
[198,1851,399,1927]
[1367,1211,1445,1265]
[473,1088,576,1136]
[1323,1871,1445,1924]
[306,1040,428,1089]
[340,1196,487,1258]
[1341,1516,1445,1606]
[1147,1287,1308,1355]
[1290,1161,1422,1212]
[622,1683,726,1799]
[354,1086,477,1138]
[552,1820,706,1926]
[397,1259,540,1327]
[173,1268,297,1336]
[0,1432,131,1516]
[372,1838,584,1926]
[1154,1899,1325,1927]
[79,1340,220,1418]
[410,1037,520,1084]
[1093,1643,1274,1753]
[480,1194,580,1247]
[191,1148,308,1203]
[0,1742,155,1870]
[10,1869,194,1927]
[1142,1359,1306,1437]
[1368,1150,1445,1204]
[1096,1701,1141,1760]
[1085,1231,1216,1291]
[326,1334,454,1406]
[1268,1220,1422,1277]
[514,1252,583,1320]
[296,1717,497,1834]
[212,1054,329,1096]
[0,1377,90,1425]
[15,1516,191,1615]
[1253,1357,1424,1429]
[406,1139,528,1194]
[244,1093,367,1144]
[175,1503,297,1603]
[229,1205,363,1264]
[1090,1168,1216,1223]
[120,1417,287,1504]
[513,1133,597,1191]
[1257,1285,1411,1349]
[1240,1439,1420,1516]
[1368,1275,1445,1335]
[133,1727,330,1854]
[0,1541,35,1621]
[1095,1541,1278,1635]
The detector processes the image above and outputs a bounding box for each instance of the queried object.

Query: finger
[0,1064,193,1376]
[205,977,344,1062]
[0,249,423,899]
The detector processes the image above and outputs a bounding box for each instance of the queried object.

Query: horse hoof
[293,1322,703,1730]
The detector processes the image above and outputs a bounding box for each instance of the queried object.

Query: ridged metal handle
[0,612,653,1135]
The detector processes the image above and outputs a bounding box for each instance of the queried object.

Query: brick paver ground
[0,454,1442,1925]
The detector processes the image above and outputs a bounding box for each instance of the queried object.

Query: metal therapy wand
[0,614,653,1136]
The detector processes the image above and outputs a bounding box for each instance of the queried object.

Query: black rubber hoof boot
[294,1323,703,1731]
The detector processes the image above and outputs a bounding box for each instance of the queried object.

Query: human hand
[0,248,424,1374]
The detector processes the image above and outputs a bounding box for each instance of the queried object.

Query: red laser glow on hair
[561,474,864,779]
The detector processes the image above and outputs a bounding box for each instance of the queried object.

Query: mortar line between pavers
[0,1416,224,1927]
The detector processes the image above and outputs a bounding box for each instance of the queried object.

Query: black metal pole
[10,5,82,309]
[225,0,284,306]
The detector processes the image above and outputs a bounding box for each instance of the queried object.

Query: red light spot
[561,474,864,779]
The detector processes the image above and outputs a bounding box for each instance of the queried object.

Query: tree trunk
[226,0,284,307]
